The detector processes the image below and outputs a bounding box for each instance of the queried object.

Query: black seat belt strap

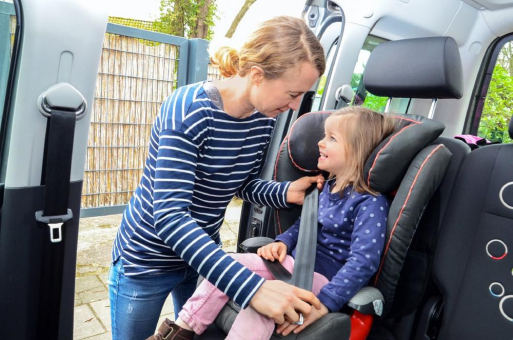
[35,108,76,337]
[290,186,319,291]
[263,186,319,290]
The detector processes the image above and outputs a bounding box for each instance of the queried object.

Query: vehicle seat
[356,36,471,340]
[194,108,452,340]
[425,118,513,339]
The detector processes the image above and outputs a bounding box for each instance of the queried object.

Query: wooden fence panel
[82,32,222,211]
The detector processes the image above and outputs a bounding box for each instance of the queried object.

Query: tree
[478,63,513,143]
[153,0,217,40]
[225,0,257,38]
[497,41,513,77]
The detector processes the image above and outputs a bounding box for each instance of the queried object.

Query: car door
[0,0,107,338]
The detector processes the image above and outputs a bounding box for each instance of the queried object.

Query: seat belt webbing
[290,186,319,291]
[35,109,76,338]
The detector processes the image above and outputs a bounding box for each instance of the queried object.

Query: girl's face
[318,116,349,177]
[248,62,320,117]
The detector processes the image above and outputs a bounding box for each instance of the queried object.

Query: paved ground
[73,199,242,340]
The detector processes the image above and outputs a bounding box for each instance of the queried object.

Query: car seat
[195,36,468,340]
[194,109,451,340]
[414,118,513,340]
[359,36,472,340]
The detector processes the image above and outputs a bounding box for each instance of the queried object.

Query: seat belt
[263,185,319,290]
[34,83,85,338]
[290,186,319,291]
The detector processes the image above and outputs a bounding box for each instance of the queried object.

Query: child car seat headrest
[364,36,463,99]
[287,111,445,193]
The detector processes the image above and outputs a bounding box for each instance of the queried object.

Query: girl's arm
[274,217,301,253]
[317,195,388,312]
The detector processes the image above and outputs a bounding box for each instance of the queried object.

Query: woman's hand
[275,302,329,336]
[257,242,288,263]
[249,281,321,325]
[286,174,324,205]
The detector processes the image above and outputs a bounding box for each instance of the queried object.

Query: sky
[107,0,305,48]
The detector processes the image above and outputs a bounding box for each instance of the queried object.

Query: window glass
[0,0,15,123]
[311,39,337,112]
[477,39,513,144]
[351,35,410,113]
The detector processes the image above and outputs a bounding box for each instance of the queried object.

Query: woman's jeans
[108,259,199,340]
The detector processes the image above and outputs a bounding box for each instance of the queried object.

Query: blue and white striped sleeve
[236,162,291,209]
[153,128,265,308]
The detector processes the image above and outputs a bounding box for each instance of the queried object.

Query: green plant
[478,64,513,143]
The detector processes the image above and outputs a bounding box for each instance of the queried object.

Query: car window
[475,37,513,144]
[351,34,410,113]
[0,0,16,126]
[311,39,337,112]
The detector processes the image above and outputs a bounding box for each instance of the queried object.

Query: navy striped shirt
[112,81,291,308]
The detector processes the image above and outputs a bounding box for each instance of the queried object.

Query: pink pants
[178,253,329,340]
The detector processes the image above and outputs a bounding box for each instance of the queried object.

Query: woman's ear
[250,66,265,85]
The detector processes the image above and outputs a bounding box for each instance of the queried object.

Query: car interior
[0,0,512,339]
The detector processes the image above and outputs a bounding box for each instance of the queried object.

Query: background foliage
[478,41,513,143]
[153,0,217,40]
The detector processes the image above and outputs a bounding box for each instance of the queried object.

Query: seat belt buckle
[35,209,73,243]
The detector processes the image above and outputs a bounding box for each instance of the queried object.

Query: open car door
[0,0,107,338]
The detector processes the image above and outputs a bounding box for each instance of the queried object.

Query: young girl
[148,107,396,340]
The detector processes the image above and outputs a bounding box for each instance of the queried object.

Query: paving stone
[81,332,111,340]
[90,298,111,331]
[73,305,105,340]
[76,275,103,293]
[78,285,108,304]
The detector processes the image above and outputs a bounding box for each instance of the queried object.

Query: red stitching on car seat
[391,116,421,124]
[287,112,331,172]
[367,124,417,187]
[373,144,445,287]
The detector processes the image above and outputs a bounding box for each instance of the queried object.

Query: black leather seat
[424,119,513,340]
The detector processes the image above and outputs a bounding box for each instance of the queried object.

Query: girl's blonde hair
[328,107,396,196]
[211,16,325,79]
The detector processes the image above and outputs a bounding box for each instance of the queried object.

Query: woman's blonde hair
[211,16,325,79]
[328,107,396,196]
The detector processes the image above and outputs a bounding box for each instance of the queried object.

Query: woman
[108,15,326,340]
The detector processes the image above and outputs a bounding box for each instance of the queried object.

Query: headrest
[364,37,463,99]
[287,111,445,193]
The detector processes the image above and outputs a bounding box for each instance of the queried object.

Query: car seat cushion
[373,143,452,316]
[364,114,445,193]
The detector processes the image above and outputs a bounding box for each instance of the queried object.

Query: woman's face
[249,62,320,117]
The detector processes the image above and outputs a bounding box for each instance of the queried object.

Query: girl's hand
[286,175,324,205]
[257,242,288,263]
[275,303,329,336]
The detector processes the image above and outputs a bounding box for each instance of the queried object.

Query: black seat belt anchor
[35,209,73,243]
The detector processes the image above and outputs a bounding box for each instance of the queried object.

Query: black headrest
[288,111,445,192]
[364,37,463,99]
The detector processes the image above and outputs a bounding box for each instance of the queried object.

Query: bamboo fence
[82,32,222,211]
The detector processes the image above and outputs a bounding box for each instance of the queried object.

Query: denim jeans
[108,259,199,340]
